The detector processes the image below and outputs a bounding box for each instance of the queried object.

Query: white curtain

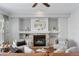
[0,15,4,44]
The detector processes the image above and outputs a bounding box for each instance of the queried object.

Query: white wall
[58,17,68,39]
[8,17,19,43]
[68,8,79,47]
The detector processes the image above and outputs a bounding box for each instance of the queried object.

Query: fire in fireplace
[33,35,46,46]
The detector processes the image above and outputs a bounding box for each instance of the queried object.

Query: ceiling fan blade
[32,3,38,7]
[43,3,50,7]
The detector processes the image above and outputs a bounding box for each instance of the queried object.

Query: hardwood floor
[0,52,79,56]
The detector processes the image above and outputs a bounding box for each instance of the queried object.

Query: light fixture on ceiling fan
[32,3,50,7]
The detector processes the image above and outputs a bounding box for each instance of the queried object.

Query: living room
[0,3,79,56]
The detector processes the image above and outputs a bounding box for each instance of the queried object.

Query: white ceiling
[0,3,79,17]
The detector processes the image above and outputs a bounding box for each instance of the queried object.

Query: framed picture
[31,18,48,32]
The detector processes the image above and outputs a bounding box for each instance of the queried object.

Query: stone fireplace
[28,33,49,47]
[20,33,56,48]
[33,35,46,46]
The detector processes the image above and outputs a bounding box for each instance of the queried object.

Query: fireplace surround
[33,35,46,46]
[29,34,50,47]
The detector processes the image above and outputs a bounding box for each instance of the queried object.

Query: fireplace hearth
[33,35,46,46]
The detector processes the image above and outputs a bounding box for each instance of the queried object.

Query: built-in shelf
[19,18,59,47]
[19,17,59,34]
[19,17,59,41]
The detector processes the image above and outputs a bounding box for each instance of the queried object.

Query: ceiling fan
[32,3,50,7]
